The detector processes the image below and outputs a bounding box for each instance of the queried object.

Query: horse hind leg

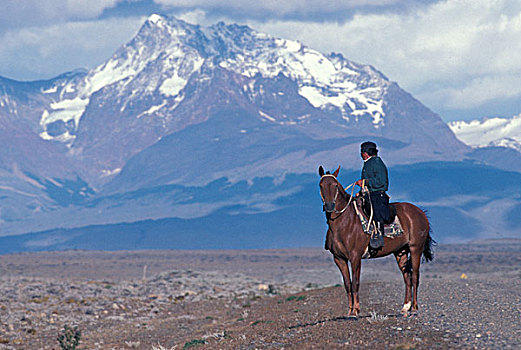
[410,247,423,313]
[334,257,354,316]
[394,248,412,316]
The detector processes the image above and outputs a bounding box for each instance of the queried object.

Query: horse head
[318,165,341,213]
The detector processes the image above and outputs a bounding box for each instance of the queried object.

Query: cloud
[156,0,397,12]
[175,9,210,25]
[0,16,143,80]
[422,74,521,110]
[0,0,122,33]
[155,0,400,21]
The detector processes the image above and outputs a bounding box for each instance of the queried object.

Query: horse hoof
[400,310,417,318]
[400,302,412,316]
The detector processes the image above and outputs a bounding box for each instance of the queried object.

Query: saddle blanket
[355,202,404,238]
[383,218,404,237]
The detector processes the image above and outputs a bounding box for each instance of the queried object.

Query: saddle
[354,197,403,238]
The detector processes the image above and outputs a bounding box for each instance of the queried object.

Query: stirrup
[370,232,384,249]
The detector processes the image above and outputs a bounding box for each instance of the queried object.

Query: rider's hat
[360,141,377,153]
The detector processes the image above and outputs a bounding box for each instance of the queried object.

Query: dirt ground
[0,240,520,349]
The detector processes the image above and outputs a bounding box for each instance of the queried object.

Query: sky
[2,0,521,122]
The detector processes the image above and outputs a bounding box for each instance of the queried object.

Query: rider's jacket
[361,156,388,192]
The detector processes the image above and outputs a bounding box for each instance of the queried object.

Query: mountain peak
[147,14,164,25]
[140,13,197,41]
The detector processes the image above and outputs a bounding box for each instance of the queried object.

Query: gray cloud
[0,16,143,80]
[156,0,399,12]
[155,0,405,22]
[0,0,122,34]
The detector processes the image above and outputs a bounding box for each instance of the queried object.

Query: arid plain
[0,239,520,349]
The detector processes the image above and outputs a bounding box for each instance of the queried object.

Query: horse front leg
[334,257,353,316]
[350,256,362,317]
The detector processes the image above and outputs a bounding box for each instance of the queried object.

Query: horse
[318,165,435,317]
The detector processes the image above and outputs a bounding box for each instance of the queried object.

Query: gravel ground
[0,240,519,349]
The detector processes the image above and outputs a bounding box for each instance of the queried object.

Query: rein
[337,182,356,214]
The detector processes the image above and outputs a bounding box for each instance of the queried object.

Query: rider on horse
[355,141,390,249]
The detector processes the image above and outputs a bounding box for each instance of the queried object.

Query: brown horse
[318,166,435,317]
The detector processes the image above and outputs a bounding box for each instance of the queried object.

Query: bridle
[319,174,356,217]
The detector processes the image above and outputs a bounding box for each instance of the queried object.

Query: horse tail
[421,208,436,262]
[422,227,437,262]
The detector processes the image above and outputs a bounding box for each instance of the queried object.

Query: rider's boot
[370,222,384,249]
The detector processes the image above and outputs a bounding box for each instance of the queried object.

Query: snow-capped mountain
[39,14,396,142]
[5,14,519,250]
[17,14,465,186]
[449,115,521,152]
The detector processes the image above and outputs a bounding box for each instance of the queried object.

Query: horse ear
[318,166,325,177]
[333,166,341,177]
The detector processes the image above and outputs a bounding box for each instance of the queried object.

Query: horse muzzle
[323,202,336,213]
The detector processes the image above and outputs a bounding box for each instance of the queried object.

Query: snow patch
[160,74,187,97]
[148,14,163,24]
[372,112,384,127]
[101,168,122,177]
[42,86,57,94]
[298,86,347,110]
[278,39,301,52]
[87,59,136,95]
[41,97,89,127]
[64,84,76,93]
[39,130,75,143]
[259,110,276,122]
[138,101,167,118]
[160,57,203,97]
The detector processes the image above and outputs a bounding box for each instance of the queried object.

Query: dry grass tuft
[367,310,389,323]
